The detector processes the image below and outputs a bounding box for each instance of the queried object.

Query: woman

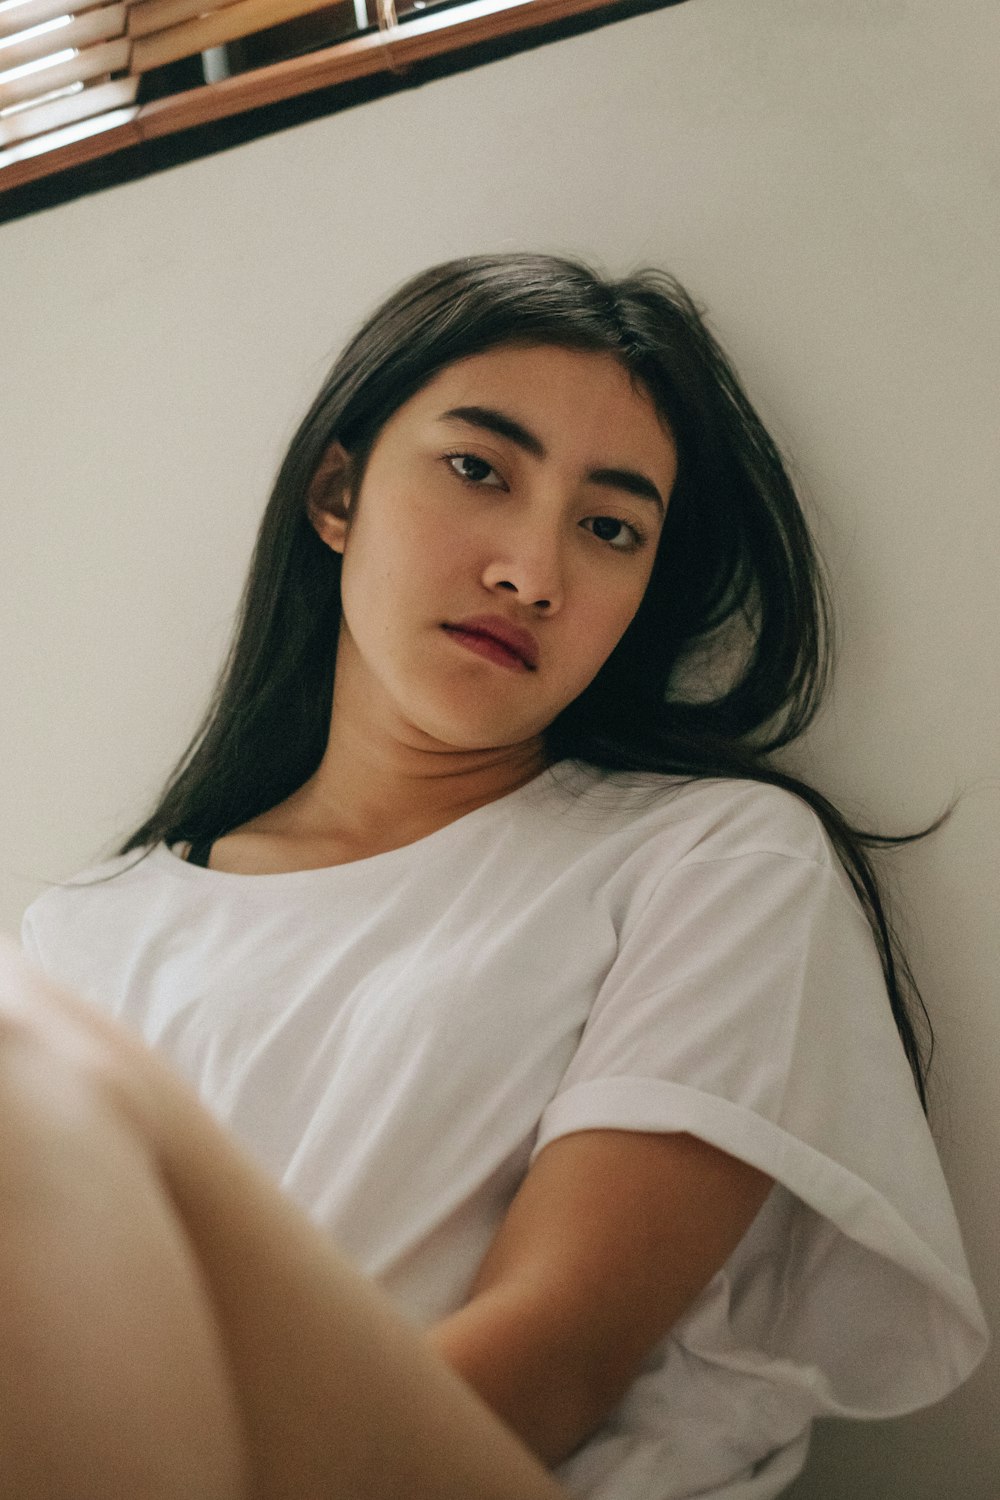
[8,253,987,1499]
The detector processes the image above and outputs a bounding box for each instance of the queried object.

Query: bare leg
[0,1038,246,1500]
[0,938,567,1500]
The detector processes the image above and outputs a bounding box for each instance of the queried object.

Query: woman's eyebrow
[439,405,666,514]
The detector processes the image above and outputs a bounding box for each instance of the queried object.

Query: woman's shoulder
[21,845,170,945]
[554,765,832,867]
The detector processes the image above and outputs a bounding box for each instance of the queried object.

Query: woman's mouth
[442,626,533,673]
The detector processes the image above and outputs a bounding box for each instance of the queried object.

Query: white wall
[2,0,997,1492]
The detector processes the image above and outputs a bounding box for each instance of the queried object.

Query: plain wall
[2,0,997,1493]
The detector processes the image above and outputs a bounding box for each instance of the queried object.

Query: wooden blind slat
[130,0,356,71]
[0,33,128,107]
[0,68,134,143]
[128,0,244,41]
[0,94,136,172]
[0,0,108,42]
[0,1,124,69]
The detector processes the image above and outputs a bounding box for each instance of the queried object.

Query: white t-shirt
[21,764,988,1500]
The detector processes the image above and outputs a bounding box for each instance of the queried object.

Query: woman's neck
[188,736,549,875]
[277,723,547,854]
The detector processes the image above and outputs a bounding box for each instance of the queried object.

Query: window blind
[0,0,394,153]
[0,0,137,148]
[1,0,666,197]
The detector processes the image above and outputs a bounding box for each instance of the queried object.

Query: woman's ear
[306,441,355,555]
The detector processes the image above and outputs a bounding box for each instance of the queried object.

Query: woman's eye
[582,516,646,552]
[445,453,505,487]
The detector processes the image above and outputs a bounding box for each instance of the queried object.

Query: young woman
[8,253,987,1500]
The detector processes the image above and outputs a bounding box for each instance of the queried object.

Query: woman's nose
[481,531,564,612]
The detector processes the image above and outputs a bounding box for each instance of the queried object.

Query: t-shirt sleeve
[532,816,989,1417]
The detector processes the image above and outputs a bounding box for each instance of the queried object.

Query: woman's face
[308,343,678,757]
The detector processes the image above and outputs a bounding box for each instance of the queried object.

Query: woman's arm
[0,936,567,1500]
[431,1128,774,1465]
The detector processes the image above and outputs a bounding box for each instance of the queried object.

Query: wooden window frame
[0,0,683,220]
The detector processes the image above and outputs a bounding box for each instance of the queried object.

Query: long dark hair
[94,252,937,1108]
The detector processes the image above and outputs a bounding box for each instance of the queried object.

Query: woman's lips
[444,614,539,668]
[442,626,532,673]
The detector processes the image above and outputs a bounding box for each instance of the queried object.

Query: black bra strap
[185,837,215,868]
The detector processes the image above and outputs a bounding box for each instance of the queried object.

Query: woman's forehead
[421,342,638,400]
